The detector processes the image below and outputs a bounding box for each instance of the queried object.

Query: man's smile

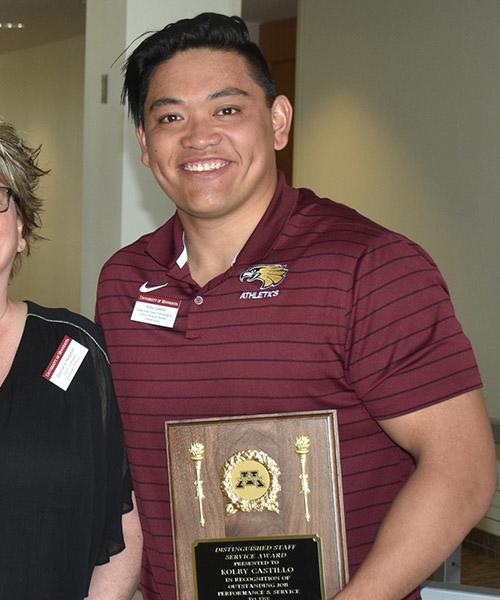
[181,159,230,173]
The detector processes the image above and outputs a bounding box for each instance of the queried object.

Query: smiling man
[95,13,496,600]
[135,46,290,286]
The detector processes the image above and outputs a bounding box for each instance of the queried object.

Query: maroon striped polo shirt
[96,172,481,600]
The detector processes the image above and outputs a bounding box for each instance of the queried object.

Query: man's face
[137,48,291,225]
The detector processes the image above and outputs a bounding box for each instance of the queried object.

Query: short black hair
[122,12,276,128]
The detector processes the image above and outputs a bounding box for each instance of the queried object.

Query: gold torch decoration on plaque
[189,442,206,527]
[294,435,311,522]
[221,449,281,515]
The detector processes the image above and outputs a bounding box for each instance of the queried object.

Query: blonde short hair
[0,120,48,267]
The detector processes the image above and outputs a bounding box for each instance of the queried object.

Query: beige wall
[0,35,84,312]
[80,0,127,318]
[295,0,500,420]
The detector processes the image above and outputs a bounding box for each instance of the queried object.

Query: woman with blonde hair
[0,120,142,599]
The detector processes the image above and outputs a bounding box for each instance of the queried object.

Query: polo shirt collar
[145,171,299,270]
[235,171,298,267]
[145,212,185,270]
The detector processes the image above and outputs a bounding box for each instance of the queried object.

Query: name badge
[43,335,89,391]
[131,294,181,328]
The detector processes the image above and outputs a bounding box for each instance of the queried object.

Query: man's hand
[332,390,496,600]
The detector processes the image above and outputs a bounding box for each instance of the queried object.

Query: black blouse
[0,302,132,600]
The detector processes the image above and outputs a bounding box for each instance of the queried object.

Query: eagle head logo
[239,264,288,290]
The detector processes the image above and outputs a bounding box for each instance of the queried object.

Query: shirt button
[194,295,204,305]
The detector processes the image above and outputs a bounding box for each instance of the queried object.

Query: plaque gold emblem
[221,448,281,515]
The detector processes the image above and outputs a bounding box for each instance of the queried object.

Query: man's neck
[182,217,251,287]
[180,202,271,288]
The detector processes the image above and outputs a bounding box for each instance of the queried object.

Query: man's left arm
[334,389,497,600]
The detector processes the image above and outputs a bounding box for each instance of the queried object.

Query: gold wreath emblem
[221,449,281,515]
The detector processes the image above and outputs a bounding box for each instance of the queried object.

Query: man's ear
[271,95,293,151]
[136,126,151,168]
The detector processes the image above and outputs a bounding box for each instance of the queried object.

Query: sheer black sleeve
[82,323,133,565]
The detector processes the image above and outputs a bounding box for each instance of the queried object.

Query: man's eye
[217,107,238,116]
[160,114,181,123]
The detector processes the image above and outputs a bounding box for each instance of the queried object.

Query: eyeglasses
[0,186,16,213]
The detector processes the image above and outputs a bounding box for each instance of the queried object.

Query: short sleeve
[87,330,133,565]
[344,232,482,419]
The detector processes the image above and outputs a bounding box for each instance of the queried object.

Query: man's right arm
[333,390,496,600]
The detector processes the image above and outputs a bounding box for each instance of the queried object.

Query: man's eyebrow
[208,87,250,100]
[149,97,184,112]
[148,87,249,112]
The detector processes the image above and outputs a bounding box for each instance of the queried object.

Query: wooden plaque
[165,411,349,599]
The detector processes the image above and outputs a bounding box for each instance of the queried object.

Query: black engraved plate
[193,535,325,600]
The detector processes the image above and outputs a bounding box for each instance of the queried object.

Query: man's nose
[181,117,221,150]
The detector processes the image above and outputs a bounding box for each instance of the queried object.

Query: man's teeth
[183,161,227,172]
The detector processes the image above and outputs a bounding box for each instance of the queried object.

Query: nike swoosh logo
[139,281,169,293]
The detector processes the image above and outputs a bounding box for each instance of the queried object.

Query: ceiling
[0,0,85,54]
[0,0,296,55]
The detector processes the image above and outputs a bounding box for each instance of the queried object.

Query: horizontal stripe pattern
[97,175,480,600]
